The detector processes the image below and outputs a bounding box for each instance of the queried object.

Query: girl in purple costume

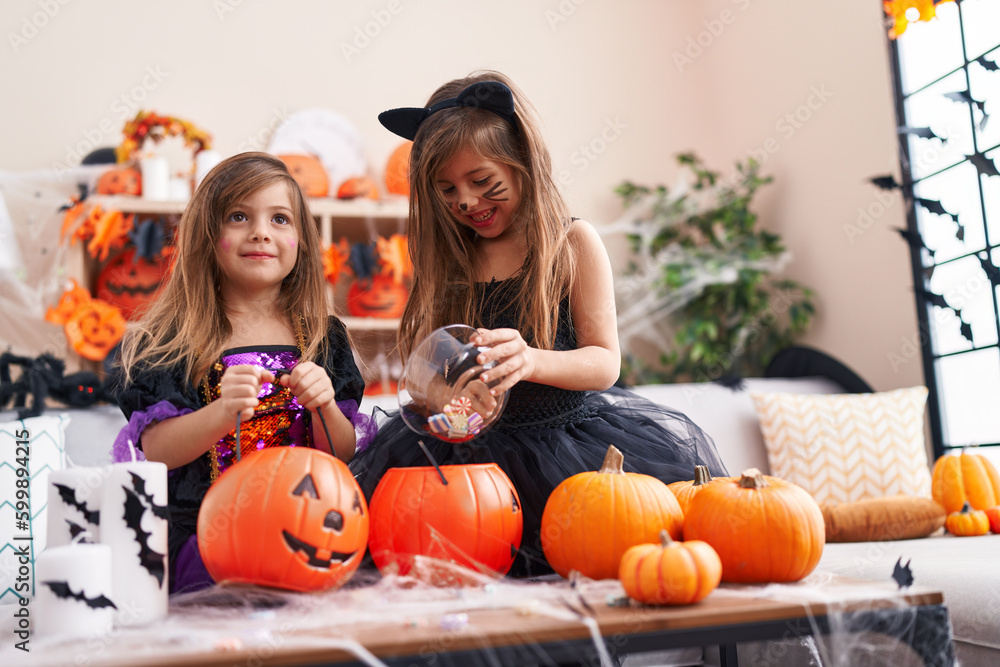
[111,152,373,594]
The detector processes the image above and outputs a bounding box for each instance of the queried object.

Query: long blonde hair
[398,71,575,358]
[117,152,331,386]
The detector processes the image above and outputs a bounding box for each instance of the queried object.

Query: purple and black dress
[111,317,373,594]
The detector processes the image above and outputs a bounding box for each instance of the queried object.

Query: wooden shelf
[88,195,409,220]
[340,316,401,331]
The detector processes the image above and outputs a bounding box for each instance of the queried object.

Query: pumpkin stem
[599,445,625,474]
[659,529,674,548]
[738,468,768,489]
[693,465,712,486]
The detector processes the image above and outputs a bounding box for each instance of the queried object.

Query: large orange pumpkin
[367,463,522,584]
[619,530,722,606]
[931,449,1000,513]
[384,142,411,197]
[197,447,369,592]
[684,469,825,583]
[278,154,329,197]
[64,299,126,362]
[95,248,171,320]
[541,445,684,580]
[346,274,408,318]
[96,167,142,196]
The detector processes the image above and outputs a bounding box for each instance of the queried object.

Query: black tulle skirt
[349,385,728,578]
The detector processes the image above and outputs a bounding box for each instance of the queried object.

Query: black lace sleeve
[321,316,365,404]
[109,359,201,422]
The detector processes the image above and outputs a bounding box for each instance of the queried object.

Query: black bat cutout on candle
[43,580,117,609]
[128,472,169,520]
[123,487,166,588]
[54,483,100,526]
[281,531,358,569]
[892,557,914,589]
[66,519,91,543]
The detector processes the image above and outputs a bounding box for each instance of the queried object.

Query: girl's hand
[279,361,336,412]
[473,328,536,395]
[219,365,275,421]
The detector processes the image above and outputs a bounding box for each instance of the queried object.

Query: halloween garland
[115,110,212,165]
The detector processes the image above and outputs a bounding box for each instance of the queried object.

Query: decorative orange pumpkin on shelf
[367,463,523,584]
[945,502,990,537]
[95,248,171,320]
[684,468,825,583]
[384,142,411,197]
[541,445,684,581]
[197,447,369,592]
[278,154,329,197]
[64,299,127,362]
[346,274,408,318]
[96,167,142,196]
[619,530,722,606]
[985,506,1000,534]
[931,449,1000,513]
[337,176,379,200]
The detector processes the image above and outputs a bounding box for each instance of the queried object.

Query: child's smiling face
[435,148,521,240]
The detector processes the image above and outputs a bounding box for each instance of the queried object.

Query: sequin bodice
[201,346,310,477]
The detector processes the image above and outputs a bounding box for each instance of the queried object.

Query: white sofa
[5,376,998,665]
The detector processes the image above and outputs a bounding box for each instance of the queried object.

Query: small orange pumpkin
[931,449,1000,513]
[619,530,722,605]
[985,506,1000,534]
[666,465,721,519]
[945,502,990,537]
[384,142,411,197]
[64,299,127,361]
[684,468,825,583]
[95,248,171,320]
[337,176,379,200]
[278,154,329,197]
[346,274,408,318]
[96,167,142,196]
[198,447,369,592]
[541,445,684,581]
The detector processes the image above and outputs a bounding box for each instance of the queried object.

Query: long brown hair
[398,71,574,358]
[117,152,332,386]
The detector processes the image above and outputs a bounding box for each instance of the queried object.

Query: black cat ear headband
[378,81,516,141]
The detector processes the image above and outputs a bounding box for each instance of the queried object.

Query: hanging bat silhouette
[978,253,1000,287]
[129,218,166,262]
[959,320,974,344]
[128,472,169,520]
[123,487,166,587]
[917,289,952,311]
[895,228,935,257]
[898,126,945,142]
[43,580,117,609]
[956,223,965,242]
[923,265,936,282]
[66,519,92,543]
[976,55,999,72]
[54,483,100,526]
[869,175,901,191]
[968,153,1000,179]
[914,198,959,223]
[892,557,914,589]
[943,91,987,115]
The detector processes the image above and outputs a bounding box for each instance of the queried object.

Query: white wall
[0,0,923,391]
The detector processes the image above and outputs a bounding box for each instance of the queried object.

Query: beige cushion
[750,387,932,505]
[821,495,946,542]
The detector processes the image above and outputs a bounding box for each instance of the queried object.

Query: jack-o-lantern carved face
[96,167,142,196]
[277,154,329,197]
[64,299,127,362]
[346,274,409,319]
[198,447,368,592]
[95,249,171,320]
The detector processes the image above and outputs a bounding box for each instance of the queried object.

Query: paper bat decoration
[956,223,965,242]
[43,580,117,609]
[967,153,1000,179]
[959,320,974,344]
[923,265,936,282]
[898,126,945,142]
[869,175,901,191]
[978,253,1000,287]
[66,519,92,543]
[123,487,166,587]
[892,557,913,589]
[917,288,951,311]
[976,55,999,72]
[914,198,959,223]
[895,228,935,257]
[129,218,166,263]
[943,90,987,115]
[128,472,169,520]
[54,483,100,526]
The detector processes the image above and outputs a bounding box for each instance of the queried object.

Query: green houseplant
[611,153,815,385]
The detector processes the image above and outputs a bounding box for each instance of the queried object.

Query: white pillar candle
[100,461,168,627]
[46,467,109,548]
[194,149,222,189]
[140,156,169,200]
[167,177,191,201]
[33,541,115,639]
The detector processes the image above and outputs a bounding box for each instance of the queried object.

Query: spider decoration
[0,352,109,419]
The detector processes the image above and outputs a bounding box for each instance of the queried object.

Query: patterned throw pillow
[750,387,932,505]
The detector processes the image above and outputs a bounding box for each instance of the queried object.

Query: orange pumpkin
[541,445,684,580]
[384,142,411,197]
[337,176,379,200]
[96,167,142,196]
[945,502,990,537]
[95,248,171,320]
[346,274,408,318]
[619,530,722,606]
[64,299,127,361]
[931,449,1000,513]
[367,463,522,584]
[278,154,329,197]
[985,506,1000,534]
[197,447,369,592]
[684,468,825,583]
[666,465,720,520]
